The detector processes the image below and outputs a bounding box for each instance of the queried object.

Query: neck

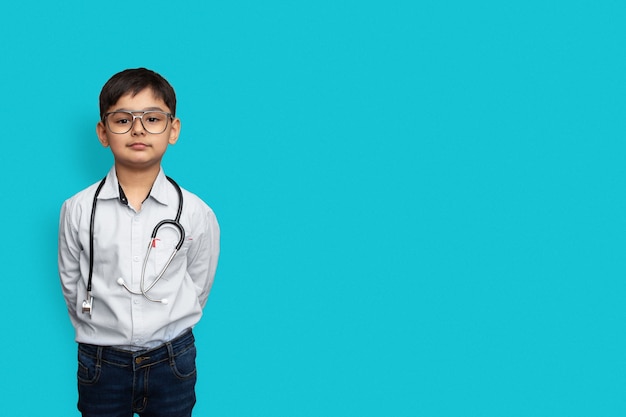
[115,164,160,188]
[115,164,160,211]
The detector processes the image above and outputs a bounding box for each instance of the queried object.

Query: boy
[58,68,220,417]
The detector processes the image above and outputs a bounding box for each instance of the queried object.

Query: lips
[128,142,150,150]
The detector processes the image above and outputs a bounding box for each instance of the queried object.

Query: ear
[96,121,109,147]
[168,117,181,145]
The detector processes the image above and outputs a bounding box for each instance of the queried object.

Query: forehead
[109,88,170,112]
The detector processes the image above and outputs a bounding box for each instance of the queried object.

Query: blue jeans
[77,329,197,417]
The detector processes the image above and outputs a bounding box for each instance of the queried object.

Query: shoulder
[160,171,218,227]
[180,187,217,218]
[175,185,219,232]
[61,179,106,215]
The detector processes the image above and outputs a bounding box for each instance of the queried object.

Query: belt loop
[166,339,175,366]
[96,346,103,369]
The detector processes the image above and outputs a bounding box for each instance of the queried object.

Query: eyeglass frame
[102,110,175,134]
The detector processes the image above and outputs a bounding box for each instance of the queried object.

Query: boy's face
[96,88,180,171]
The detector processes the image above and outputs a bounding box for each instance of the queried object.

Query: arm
[58,200,83,327]
[186,207,220,308]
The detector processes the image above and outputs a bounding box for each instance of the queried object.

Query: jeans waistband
[78,329,195,370]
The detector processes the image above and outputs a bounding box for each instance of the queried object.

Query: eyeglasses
[103,111,174,134]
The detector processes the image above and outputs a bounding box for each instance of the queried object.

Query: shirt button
[133,256,140,262]
[134,299,139,304]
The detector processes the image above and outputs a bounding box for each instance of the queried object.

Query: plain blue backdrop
[1,1,626,416]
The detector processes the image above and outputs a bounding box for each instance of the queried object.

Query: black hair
[99,68,177,119]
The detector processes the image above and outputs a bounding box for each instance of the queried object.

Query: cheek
[108,140,125,151]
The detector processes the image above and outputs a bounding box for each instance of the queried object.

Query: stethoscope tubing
[86,175,184,307]
[87,178,107,294]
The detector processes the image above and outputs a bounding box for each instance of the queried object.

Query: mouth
[128,142,150,150]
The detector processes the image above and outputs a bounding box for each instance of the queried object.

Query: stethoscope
[82,176,185,315]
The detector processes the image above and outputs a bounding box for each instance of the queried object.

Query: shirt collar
[98,166,170,207]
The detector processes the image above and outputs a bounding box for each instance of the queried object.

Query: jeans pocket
[170,344,197,379]
[77,347,101,385]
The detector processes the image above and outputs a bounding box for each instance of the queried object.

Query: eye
[145,113,164,124]
[109,112,132,124]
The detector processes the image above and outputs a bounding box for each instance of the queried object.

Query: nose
[130,115,146,135]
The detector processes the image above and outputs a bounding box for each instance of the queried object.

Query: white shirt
[58,167,220,349]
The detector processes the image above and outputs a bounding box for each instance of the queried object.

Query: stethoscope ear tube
[151,219,186,250]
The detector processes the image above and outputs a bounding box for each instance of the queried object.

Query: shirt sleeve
[58,199,83,327]
[186,206,220,308]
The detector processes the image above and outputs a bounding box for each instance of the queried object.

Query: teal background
[1,1,625,416]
